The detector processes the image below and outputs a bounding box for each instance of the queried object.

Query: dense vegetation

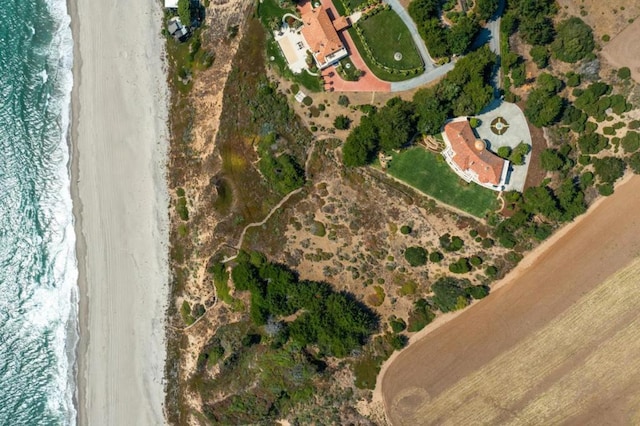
[408,0,497,58]
[230,251,378,357]
[343,46,496,166]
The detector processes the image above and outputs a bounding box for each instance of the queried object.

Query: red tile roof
[444,120,505,186]
[300,6,345,65]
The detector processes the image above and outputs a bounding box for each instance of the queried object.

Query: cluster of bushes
[430,277,489,313]
[439,233,464,252]
[257,133,305,195]
[407,298,435,332]
[524,73,565,128]
[343,47,496,166]
[409,0,490,58]
[230,251,378,357]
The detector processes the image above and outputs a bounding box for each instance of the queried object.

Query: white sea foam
[37,0,77,423]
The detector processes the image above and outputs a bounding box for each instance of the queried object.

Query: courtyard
[473,100,532,192]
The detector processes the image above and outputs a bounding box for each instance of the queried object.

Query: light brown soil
[380,173,640,425]
[556,0,640,41]
[601,19,640,84]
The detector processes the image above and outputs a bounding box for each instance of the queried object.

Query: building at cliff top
[299,3,349,69]
[442,117,509,191]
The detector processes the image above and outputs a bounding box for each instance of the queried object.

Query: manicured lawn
[347,28,415,82]
[357,10,423,70]
[385,147,498,217]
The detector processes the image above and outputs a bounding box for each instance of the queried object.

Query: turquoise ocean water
[0,0,77,424]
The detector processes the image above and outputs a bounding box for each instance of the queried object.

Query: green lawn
[385,147,498,217]
[358,10,423,70]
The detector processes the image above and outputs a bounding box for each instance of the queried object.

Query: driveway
[473,100,531,192]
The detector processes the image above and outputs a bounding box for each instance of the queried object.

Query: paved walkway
[474,99,531,192]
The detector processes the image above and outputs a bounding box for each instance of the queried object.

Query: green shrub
[181,300,195,325]
[400,225,412,235]
[449,257,471,274]
[485,265,498,277]
[404,246,428,267]
[497,146,511,159]
[389,317,407,333]
[621,132,640,153]
[440,233,464,252]
[302,96,313,106]
[598,183,614,196]
[469,255,483,267]
[466,285,489,299]
[593,157,625,183]
[628,152,640,174]
[618,67,631,79]
[429,251,443,262]
[338,95,350,107]
[565,71,581,87]
[176,196,189,221]
[430,277,471,313]
[551,17,595,63]
[333,114,351,130]
[290,83,300,94]
[407,298,435,332]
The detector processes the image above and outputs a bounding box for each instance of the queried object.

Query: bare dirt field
[601,18,640,84]
[556,0,640,41]
[382,174,640,425]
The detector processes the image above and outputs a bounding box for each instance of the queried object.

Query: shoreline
[66,0,87,423]
[375,171,639,422]
[69,0,170,423]
[67,0,87,421]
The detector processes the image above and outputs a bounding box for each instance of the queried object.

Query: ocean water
[0,0,77,424]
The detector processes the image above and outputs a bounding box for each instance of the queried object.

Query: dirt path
[380,173,640,425]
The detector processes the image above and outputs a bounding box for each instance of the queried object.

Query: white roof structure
[165,0,179,8]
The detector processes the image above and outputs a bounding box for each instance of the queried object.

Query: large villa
[300,3,350,69]
[275,2,351,73]
[442,117,509,191]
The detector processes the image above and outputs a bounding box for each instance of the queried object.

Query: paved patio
[473,100,532,192]
[274,25,309,74]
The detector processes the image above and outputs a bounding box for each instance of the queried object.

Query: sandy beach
[70,0,169,424]
[379,173,640,424]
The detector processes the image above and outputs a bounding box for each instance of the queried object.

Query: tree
[621,132,640,153]
[448,15,480,55]
[333,115,351,130]
[431,277,471,312]
[509,142,531,165]
[530,46,550,69]
[593,157,625,184]
[413,88,447,135]
[178,0,192,27]
[429,251,443,262]
[618,67,631,80]
[520,16,555,46]
[524,88,563,127]
[404,246,428,267]
[342,115,378,166]
[577,132,609,155]
[628,152,640,174]
[523,186,561,220]
[376,98,416,151]
[551,17,595,63]
[540,148,564,171]
[537,73,564,93]
[476,0,499,21]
